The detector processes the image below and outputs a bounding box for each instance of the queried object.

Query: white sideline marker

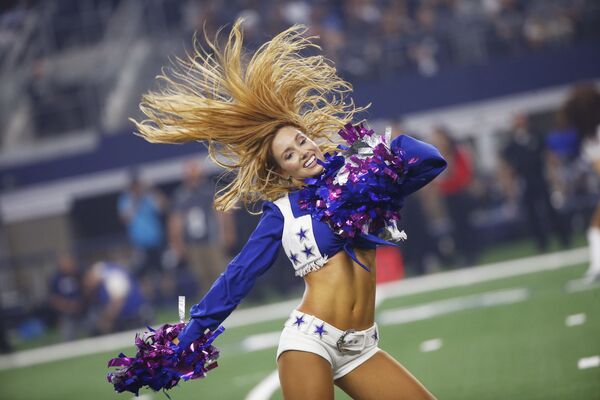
[565,313,586,327]
[420,339,443,353]
[241,332,282,352]
[577,356,600,370]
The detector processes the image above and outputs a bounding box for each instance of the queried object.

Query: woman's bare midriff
[296,248,376,331]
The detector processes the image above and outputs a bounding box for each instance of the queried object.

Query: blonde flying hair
[133,19,366,211]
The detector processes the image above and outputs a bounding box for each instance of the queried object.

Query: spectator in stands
[84,261,146,335]
[488,0,526,56]
[49,250,83,341]
[118,173,166,304]
[431,125,479,266]
[561,83,600,282]
[168,159,236,297]
[446,0,489,65]
[376,2,411,77]
[522,4,574,49]
[3,0,598,151]
[499,113,572,252]
[407,3,447,77]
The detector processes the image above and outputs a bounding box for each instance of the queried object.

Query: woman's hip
[276,309,380,380]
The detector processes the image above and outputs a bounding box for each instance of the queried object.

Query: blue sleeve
[391,134,447,196]
[177,202,284,349]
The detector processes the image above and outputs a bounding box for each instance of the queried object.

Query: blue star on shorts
[293,315,305,328]
[314,323,327,338]
[372,330,378,341]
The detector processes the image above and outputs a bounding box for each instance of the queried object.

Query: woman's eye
[285,153,292,160]
[300,138,306,145]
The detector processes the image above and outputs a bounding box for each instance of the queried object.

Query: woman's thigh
[334,350,436,400]
[278,350,334,400]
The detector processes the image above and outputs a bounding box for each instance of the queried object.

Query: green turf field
[0,261,598,400]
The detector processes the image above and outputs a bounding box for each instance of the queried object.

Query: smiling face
[270,125,324,180]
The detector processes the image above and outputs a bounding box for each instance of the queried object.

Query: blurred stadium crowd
[1,0,599,143]
[0,0,599,353]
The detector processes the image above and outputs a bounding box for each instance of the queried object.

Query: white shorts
[276,309,380,380]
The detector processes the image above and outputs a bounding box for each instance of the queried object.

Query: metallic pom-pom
[107,323,225,396]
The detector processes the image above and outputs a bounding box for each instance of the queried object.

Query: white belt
[285,309,379,353]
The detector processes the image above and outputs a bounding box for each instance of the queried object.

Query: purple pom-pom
[107,323,225,396]
[299,123,408,240]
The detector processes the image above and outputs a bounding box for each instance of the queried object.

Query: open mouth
[304,154,316,168]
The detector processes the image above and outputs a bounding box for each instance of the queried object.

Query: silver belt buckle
[336,329,356,353]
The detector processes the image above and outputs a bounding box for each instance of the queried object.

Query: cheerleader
[110,20,446,399]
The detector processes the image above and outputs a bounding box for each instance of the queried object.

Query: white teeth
[304,155,316,168]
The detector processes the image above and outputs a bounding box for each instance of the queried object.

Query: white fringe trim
[295,256,329,277]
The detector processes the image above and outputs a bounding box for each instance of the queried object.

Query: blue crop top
[271,190,388,277]
[177,134,447,349]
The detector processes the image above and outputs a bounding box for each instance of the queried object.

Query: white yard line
[240,332,282,352]
[0,247,588,372]
[244,370,280,400]
[378,288,529,325]
[376,247,588,301]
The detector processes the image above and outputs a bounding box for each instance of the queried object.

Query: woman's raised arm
[391,134,447,197]
[177,202,284,349]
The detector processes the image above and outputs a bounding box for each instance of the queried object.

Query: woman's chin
[307,165,324,177]
[291,165,324,181]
